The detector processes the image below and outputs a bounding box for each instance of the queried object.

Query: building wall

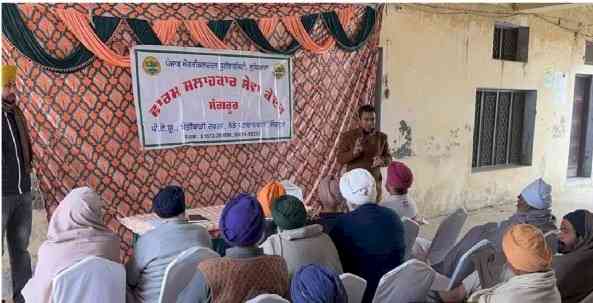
[379,4,593,216]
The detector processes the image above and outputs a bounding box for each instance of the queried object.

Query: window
[493,23,529,62]
[472,89,537,170]
[585,41,593,65]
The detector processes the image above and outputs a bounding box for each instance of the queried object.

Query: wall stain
[391,120,414,159]
[552,116,568,138]
[425,128,463,158]
[464,123,473,132]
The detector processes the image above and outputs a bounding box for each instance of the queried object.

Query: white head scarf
[520,178,552,210]
[339,169,377,206]
[281,180,304,201]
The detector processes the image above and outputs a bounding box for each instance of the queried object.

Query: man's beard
[362,127,376,136]
[557,240,572,254]
[2,94,16,104]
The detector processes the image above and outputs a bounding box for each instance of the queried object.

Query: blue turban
[220,193,265,247]
[291,264,348,303]
[153,185,185,218]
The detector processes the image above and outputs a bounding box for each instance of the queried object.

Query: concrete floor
[2,185,591,301]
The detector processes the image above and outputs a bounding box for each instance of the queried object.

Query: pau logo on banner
[131,46,293,150]
[142,56,161,76]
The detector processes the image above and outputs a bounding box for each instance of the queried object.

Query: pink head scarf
[21,187,120,303]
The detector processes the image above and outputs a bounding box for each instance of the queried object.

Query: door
[568,76,591,177]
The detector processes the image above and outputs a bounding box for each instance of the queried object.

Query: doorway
[568,75,593,178]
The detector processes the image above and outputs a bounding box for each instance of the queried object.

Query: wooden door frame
[572,74,593,178]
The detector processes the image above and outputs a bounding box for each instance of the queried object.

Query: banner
[131,45,293,149]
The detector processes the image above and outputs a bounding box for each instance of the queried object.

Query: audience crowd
[17,162,593,303]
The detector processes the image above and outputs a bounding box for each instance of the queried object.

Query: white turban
[520,178,552,210]
[280,180,304,201]
[339,169,377,205]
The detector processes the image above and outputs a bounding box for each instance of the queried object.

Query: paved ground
[2,186,591,301]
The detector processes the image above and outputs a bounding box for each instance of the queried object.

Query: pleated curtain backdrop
[1,3,383,259]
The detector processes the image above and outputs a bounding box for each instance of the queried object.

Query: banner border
[131,46,293,150]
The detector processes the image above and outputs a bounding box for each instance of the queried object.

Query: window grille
[472,89,528,168]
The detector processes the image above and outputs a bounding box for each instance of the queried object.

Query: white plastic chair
[372,259,435,303]
[426,207,468,264]
[340,273,367,303]
[158,246,220,303]
[402,218,420,260]
[51,256,125,303]
[446,239,493,291]
[246,294,290,303]
[580,290,593,303]
[544,230,559,254]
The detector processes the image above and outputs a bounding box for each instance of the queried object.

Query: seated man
[126,185,212,303]
[261,195,343,278]
[381,161,422,223]
[434,178,557,277]
[329,169,406,303]
[291,264,348,303]
[177,193,289,303]
[257,181,286,241]
[308,176,348,234]
[468,224,561,303]
[381,161,431,259]
[553,209,593,303]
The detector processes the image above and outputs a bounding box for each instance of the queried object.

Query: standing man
[2,65,33,303]
[337,104,392,199]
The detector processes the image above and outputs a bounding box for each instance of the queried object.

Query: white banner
[131,45,293,150]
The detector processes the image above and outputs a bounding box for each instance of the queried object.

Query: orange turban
[257,181,285,217]
[502,224,552,273]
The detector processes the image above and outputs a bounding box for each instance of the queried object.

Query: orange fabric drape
[281,7,355,54]
[153,20,181,45]
[184,20,228,49]
[258,17,279,38]
[282,15,335,54]
[337,7,355,29]
[55,9,130,67]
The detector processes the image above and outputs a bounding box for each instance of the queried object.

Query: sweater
[198,251,289,302]
[126,219,212,303]
[329,203,405,303]
[261,224,343,279]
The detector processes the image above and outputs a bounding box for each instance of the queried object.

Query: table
[118,205,224,235]
[118,205,229,255]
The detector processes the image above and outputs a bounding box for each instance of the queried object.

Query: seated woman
[291,264,348,303]
[177,193,289,303]
[261,195,343,279]
[21,187,120,303]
